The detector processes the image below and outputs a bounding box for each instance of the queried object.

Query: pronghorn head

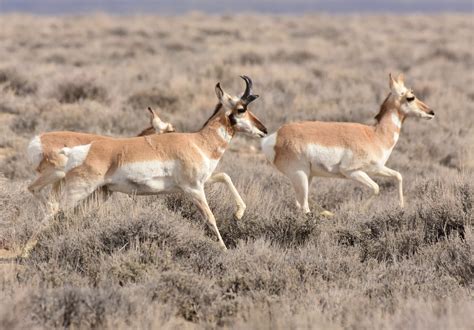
[148,107,175,133]
[215,76,267,138]
[389,73,435,120]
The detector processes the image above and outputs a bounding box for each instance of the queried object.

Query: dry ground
[0,13,473,329]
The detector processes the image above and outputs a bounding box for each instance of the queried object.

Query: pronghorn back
[28,131,111,172]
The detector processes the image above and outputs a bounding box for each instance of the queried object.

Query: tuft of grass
[127,88,179,111]
[52,78,108,103]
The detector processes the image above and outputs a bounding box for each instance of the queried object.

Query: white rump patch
[63,144,91,172]
[27,135,43,169]
[261,132,277,164]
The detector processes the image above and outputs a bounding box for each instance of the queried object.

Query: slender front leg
[308,176,334,217]
[207,172,246,220]
[342,170,380,210]
[185,186,227,250]
[373,166,404,207]
[288,170,311,214]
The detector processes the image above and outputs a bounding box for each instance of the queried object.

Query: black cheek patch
[229,113,237,126]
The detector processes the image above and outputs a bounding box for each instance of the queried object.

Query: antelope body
[27,108,175,210]
[261,74,435,214]
[54,76,266,249]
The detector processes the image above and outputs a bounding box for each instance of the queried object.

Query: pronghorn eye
[237,107,246,113]
[406,96,415,102]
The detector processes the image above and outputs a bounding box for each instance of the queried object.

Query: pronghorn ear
[215,82,236,109]
[397,73,405,85]
[148,106,162,126]
[215,83,224,100]
[389,73,396,89]
[389,73,405,96]
[147,106,157,119]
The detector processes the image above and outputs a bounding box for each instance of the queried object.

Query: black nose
[262,127,268,135]
[428,110,435,116]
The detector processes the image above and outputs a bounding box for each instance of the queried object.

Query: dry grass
[0,13,473,329]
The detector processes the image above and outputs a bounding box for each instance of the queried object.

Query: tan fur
[78,114,234,180]
[27,109,175,200]
[51,78,266,250]
[264,74,434,214]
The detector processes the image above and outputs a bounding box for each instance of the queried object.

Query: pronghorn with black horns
[27,107,175,212]
[261,73,435,215]
[54,76,266,250]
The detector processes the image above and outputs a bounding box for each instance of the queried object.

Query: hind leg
[45,181,63,217]
[22,173,103,258]
[28,169,65,208]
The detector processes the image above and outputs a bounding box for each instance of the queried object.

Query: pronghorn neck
[374,94,406,148]
[197,104,235,159]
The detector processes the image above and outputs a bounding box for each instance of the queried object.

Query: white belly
[106,160,180,195]
[306,144,353,177]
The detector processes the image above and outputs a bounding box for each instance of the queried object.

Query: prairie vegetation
[0,13,472,329]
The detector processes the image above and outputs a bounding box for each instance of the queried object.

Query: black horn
[240,75,252,99]
[240,75,259,104]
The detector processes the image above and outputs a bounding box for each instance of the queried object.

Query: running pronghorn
[54,76,266,249]
[27,107,175,211]
[261,73,435,215]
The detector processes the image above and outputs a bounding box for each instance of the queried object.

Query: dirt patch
[0,147,15,162]
[0,248,20,259]
[0,248,23,280]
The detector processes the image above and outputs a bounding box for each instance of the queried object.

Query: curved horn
[240,75,253,99]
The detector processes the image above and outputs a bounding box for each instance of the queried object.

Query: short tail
[59,147,72,157]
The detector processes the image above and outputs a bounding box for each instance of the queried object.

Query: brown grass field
[0,13,473,329]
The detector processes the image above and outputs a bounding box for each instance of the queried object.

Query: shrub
[52,78,108,103]
[0,68,37,96]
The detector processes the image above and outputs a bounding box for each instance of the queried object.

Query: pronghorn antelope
[27,107,175,211]
[53,76,266,249]
[261,74,435,215]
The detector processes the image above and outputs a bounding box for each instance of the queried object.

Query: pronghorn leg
[288,170,311,214]
[79,186,113,212]
[308,176,334,217]
[28,169,65,207]
[22,175,102,258]
[342,170,379,210]
[47,181,63,216]
[184,186,227,250]
[207,172,246,220]
[373,166,404,208]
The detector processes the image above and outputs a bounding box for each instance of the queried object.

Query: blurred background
[1,0,472,14]
[0,1,473,329]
